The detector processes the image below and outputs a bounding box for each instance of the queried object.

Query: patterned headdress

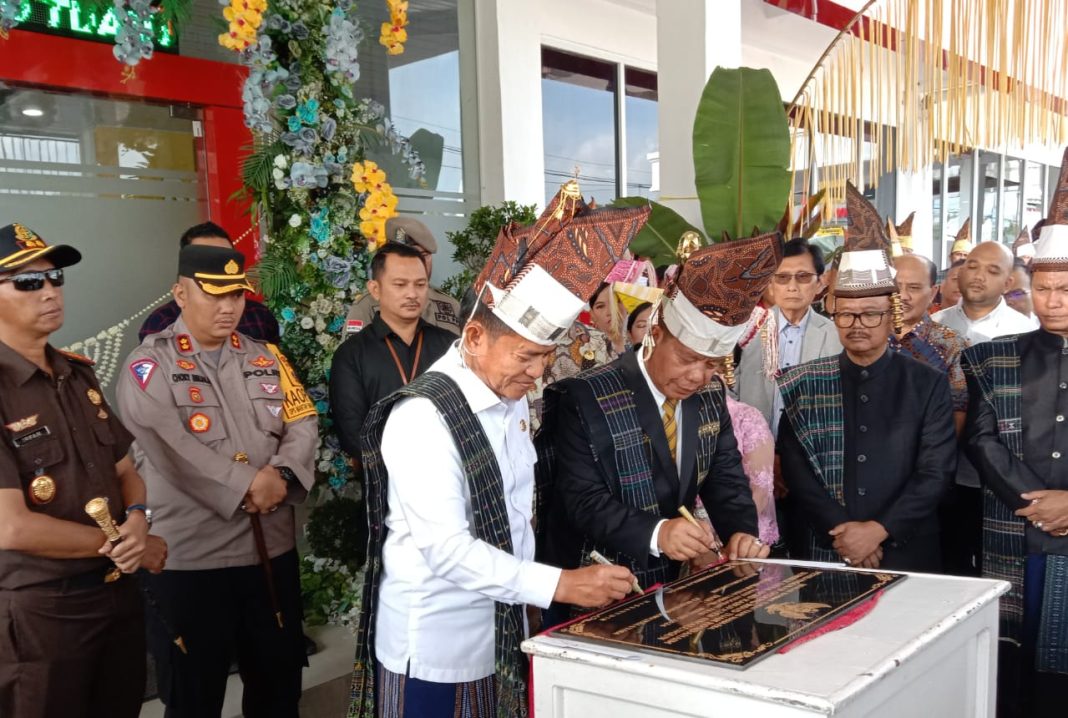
[657,232,783,358]
[472,181,650,345]
[834,183,896,298]
[887,212,915,256]
[1033,147,1068,272]
[1013,226,1035,259]
[950,217,974,256]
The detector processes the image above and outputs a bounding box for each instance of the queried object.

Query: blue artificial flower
[320,116,337,142]
[281,307,297,322]
[315,400,329,415]
[276,94,297,110]
[297,99,319,126]
[328,475,347,490]
[287,115,302,132]
[328,316,345,332]
[308,385,328,401]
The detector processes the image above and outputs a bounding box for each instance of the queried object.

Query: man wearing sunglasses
[777,185,956,573]
[0,223,157,718]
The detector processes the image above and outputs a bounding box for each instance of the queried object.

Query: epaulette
[59,349,95,366]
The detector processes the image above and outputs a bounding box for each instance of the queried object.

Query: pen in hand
[588,550,643,594]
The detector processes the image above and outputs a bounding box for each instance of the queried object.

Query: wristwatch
[126,503,153,526]
[278,466,299,484]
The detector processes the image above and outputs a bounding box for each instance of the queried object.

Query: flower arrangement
[222,0,422,598]
[379,0,408,55]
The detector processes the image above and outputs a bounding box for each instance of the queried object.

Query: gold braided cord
[788,0,1068,217]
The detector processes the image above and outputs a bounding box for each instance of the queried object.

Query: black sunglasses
[0,268,65,292]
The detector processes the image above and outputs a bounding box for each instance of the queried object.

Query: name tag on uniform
[13,425,51,447]
[346,320,364,334]
[997,418,1022,434]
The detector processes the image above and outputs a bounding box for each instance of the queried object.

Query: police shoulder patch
[129,359,159,390]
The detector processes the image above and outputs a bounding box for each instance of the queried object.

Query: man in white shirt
[932,241,1038,342]
[348,182,646,718]
[932,241,1037,576]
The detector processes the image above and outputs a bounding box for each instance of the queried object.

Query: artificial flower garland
[379,0,408,55]
[351,160,399,249]
[219,0,267,51]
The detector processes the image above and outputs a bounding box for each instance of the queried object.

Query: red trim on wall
[1,28,245,108]
[0,28,256,254]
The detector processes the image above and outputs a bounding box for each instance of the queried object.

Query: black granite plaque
[553,561,905,669]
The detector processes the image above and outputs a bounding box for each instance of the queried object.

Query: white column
[655,0,743,229]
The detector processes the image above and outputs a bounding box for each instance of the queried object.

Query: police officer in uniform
[345,217,461,335]
[0,223,158,718]
[117,244,317,717]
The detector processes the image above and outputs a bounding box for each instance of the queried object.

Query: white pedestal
[523,563,1008,717]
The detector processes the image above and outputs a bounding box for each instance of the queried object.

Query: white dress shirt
[637,351,681,557]
[932,297,1038,344]
[375,346,562,683]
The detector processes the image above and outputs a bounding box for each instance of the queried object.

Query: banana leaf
[610,197,706,267]
[693,67,791,241]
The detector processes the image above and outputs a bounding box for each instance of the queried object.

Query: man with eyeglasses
[345,217,461,336]
[735,238,841,438]
[0,223,161,718]
[1006,258,1035,321]
[777,185,956,572]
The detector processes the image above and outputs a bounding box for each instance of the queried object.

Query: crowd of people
[1,152,1067,718]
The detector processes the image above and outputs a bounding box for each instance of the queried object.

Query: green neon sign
[13,0,176,51]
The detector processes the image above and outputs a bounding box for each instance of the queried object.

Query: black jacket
[778,350,957,572]
[329,314,455,460]
[537,350,759,577]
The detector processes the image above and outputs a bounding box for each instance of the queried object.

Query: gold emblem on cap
[13,224,44,248]
[29,474,56,504]
[87,388,103,405]
[224,259,240,275]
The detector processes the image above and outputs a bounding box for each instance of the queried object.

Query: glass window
[541,48,618,206]
[1000,157,1023,244]
[360,0,464,194]
[976,151,1000,243]
[1024,161,1046,231]
[943,153,973,253]
[624,67,658,199]
[0,86,206,397]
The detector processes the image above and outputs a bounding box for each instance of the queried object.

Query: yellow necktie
[662,399,678,463]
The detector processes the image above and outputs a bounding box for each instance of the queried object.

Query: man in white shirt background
[933,241,1038,342]
[932,240,1039,577]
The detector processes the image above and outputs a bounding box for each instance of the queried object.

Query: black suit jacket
[538,350,759,573]
[778,350,956,572]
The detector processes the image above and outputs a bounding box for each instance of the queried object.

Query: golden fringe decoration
[788,0,1068,208]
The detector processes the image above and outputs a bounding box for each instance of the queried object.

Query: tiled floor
[138,623,355,718]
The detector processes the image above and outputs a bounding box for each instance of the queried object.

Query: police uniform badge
[260,383,280,395]
[175,334,194,354]
[250,355,275,368]
[97,408,108,420]
[230,333,242,350]
[177,359,197,371]
[189,387,205,404]
[29,470,56,505]
[5,414,38,432]
[86,388,103,406]
[129,359,158,390]
[188,412,211,433]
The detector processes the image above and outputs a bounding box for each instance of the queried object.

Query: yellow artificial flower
[361,219,386,247]
[351,161,387,194]
[218,0,264,52]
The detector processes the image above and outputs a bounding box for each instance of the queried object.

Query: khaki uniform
[116,316,317,570]
[346,286,461,336]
